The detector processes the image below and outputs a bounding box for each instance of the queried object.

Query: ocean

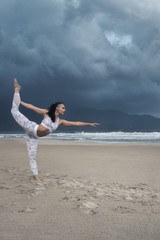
[1,131,160,143]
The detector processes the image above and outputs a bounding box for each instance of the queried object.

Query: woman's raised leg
[11,79,34,132]
[11,79,38,136]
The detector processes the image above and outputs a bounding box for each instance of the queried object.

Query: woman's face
[57,104,65,115]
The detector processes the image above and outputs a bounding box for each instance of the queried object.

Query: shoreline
[1,137,160,145]
[1,131,160,144]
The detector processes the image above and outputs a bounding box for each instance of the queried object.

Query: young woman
[11,79,99,180]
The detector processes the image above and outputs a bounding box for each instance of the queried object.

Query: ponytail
[48,102,63,122]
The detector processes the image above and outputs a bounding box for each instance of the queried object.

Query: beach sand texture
[1,139,160,240]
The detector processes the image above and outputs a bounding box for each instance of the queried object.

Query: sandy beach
[1,138,160,240]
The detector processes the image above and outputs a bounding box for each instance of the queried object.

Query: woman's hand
[89,123,100,127]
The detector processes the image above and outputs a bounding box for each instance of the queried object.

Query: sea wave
[1,131,160,143]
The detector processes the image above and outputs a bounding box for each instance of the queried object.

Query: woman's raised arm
[59,119,100,127]
[21,101,48,115]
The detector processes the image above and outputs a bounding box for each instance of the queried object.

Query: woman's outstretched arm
[21,101,48,115]
[59,119,100,127]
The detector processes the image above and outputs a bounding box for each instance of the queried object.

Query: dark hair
[48,102,63,122]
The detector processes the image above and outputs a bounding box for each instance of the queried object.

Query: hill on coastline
[60,106,160,132]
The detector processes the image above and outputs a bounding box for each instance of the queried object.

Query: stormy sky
[1,0,160,129]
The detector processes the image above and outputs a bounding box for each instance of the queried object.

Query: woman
[11,79,99,180]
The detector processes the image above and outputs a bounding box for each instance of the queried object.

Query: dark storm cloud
[1,0,160,121]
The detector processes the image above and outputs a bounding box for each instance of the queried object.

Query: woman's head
[48,102,65,122]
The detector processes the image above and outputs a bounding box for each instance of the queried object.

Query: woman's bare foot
[33,175,40,181]
[14,78,21,93]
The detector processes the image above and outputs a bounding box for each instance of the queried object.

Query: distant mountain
[59,106,160,132]
[3,105,160,132]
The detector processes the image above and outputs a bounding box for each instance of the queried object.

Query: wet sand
[0,139,160,240]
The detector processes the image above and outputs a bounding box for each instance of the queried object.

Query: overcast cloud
[1,0,160,125]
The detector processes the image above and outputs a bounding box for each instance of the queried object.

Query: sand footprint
[18,206,36,214]
[114,206,137,214]
[80,201,99,215]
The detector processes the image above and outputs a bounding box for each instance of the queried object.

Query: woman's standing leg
[11,79,39,181]
[26,134,39,176]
